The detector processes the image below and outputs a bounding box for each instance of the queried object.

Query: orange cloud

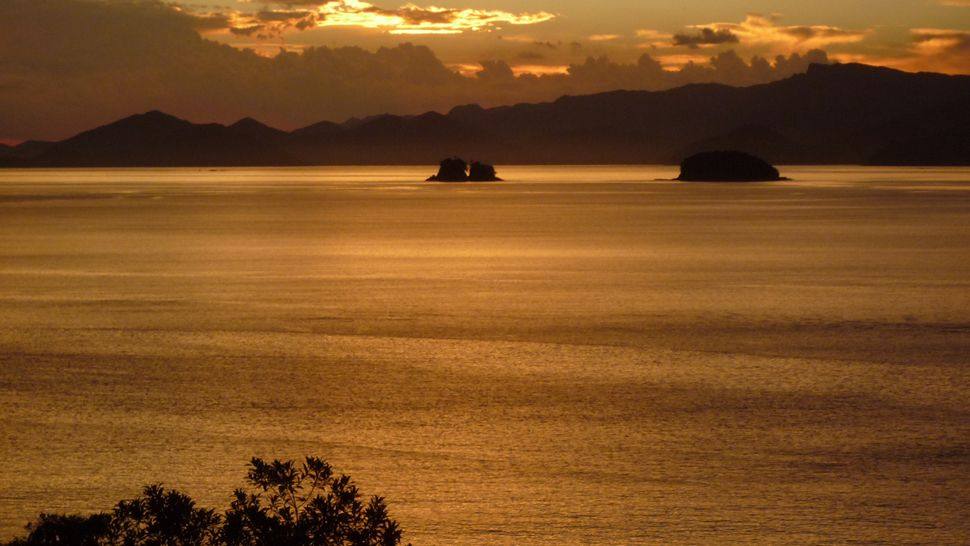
[903,28,970,73]
[634,15,866,59]
[691,14,868,52]
[830,28,969,74]
[588,34,622,42]
[655,53,711,69]
[635,29,674,49]
[222,0,555,37]
[511,64,569,76]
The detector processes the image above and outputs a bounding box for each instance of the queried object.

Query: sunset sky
[183,0,968,71]
[0,0,967,141]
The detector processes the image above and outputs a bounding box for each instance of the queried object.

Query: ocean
[1,166,968,543]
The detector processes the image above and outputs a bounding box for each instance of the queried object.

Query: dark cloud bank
[0,0,830,141]
[672,28,740,49]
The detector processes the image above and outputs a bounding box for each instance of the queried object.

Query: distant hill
[0,140,54,163]
[442,63,968,165]
[674,125,807,165]
[867,124,970,166]
[289,111,499,165]
[227,117,290,143]
[4,63,968,167]
[0,140,54,167]
[29,111,295,167]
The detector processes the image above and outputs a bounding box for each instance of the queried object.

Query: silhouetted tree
[6,513,111,546]
[5,456,403,546]
[221,457,401,546]
[110,485,221,545]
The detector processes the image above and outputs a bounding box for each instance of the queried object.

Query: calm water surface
[0,166,968,543]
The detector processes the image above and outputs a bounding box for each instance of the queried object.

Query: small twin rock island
[428,157,502,182]
[677,151,788,182]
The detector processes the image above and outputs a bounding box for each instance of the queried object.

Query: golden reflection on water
[0,166,969,544]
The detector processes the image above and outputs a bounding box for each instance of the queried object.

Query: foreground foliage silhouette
[7,456,403,546]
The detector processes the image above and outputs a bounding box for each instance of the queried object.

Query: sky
[0,0,967,141]
[189,0,969,71]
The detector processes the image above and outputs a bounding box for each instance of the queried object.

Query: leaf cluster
[7,457,403,546]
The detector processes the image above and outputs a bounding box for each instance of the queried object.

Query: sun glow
[235,0,555,36]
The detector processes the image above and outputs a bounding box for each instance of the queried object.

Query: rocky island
[428,157,502,182]
[677,151,788,182]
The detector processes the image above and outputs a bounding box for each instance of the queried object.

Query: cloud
[517,51,546,61]
[635,15,866,61]
[554,48,831,90]
[204,0,555,37]
[185,12,233,32]
[672,28,739,49]
[476,59,515,81]
[911,28,970,51]
[937,0,970,5]
[0,0,850,142]
[635,29,674,49]
[588,34,622,42]
[688,14,868,52]
[655,53,714,67]
[831,28,969,74]
[512,64,569,76]
[906,28,970,72]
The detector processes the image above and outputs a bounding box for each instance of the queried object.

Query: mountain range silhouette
[2,63,967,168]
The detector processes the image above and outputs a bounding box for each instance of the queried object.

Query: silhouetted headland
[2,63,968,168]
[677,151,788,182]
[428,157,502,182]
